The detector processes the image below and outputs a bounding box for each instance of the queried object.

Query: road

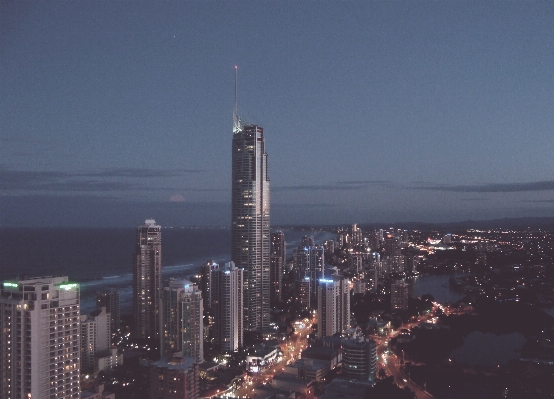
[232,319,312,398]
[374,317,436,399]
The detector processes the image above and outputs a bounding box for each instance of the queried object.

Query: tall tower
[161,279,203,363]
[211,261,243,351]
[317,275,350,338]
[270,231,285,306]
[133,219,162,340]
[0,276,81,399]
[231,69,270,332]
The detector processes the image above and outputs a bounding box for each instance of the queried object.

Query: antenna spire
[233,65,241,133]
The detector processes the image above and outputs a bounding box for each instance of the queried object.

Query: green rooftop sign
[58,283,79,290]
[3,282,18,288]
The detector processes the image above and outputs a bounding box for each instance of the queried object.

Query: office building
[0,276,81,399]
[210,261,243,351]
[161,279,204,362]
[342,334,377,384]
[391,280,409,312]
[133,219,162,340]
[231,77,270,332]
[317,276,350,338]
[96,288,120,332]
[295,276,311,310]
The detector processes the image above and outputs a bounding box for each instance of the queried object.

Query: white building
[211,261,243,352]
[81,307,111,373]
[0,276,81,399]
[317,276,350,338]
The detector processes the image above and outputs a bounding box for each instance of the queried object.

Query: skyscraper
[133,219,162,339]
[231,71,270,332]
[211,261,243,351]
[391,279,409,312]
[1,276,81,399]
[161,279,204,363]
[270,231,285,306]
[317,275,350,338]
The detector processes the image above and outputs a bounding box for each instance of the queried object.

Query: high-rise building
[270,231,286,306]
[0,276,81,399]
[211,261,243,351]
[293,245,324,307]
[231,74,270,332]
[80,307,111,373]
[133,219,162,340]
[391,280,409,312]
[161,279,204,362]
[342,334,377,385]
[96,288,120,332]
[200,260,218,312]
[317,276,350,338]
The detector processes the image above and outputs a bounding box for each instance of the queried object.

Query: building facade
[161,279,204,362]
[149,356,199,399]
[211,261,243,351]
[80,307,111,373]
[133,219,162,340]
[0,276,81,399]
[341,335,377,384]
[391,279,409,312]
[317,276,350,338]
[231,122,270,332]
[270,231,286,306]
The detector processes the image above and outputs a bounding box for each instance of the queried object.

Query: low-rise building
[149,356,199,399]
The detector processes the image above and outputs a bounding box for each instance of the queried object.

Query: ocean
[1,227,335,313]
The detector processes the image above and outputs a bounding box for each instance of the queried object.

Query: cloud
[273,180,392,192]
[169,194,186,202]
[83,168,203,178]
[460,198,491,202]
[0,167,206,194]
[409,181,554,193]
[521,199,554,203]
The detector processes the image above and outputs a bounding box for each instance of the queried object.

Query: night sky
[2,1,553,227]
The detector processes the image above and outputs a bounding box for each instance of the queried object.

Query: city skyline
[1,1,554,228]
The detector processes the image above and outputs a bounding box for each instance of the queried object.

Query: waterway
[408,273,466,304]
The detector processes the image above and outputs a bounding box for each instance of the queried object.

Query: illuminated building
[270,231,286,305]
[296,276,311,310]
[231,71,270,332]
[210,261,243,351]
[149,356,199,399]
[317,276,350,338]
[161,279,203,362]
[391,279,409,311]
[0,277,81,399]
[293,245,324,307]
[342,334,377,384]
[133,219,162,340]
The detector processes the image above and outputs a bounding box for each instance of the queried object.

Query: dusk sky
[1,1,553,227]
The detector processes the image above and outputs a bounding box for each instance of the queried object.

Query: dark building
[133,219,162,339]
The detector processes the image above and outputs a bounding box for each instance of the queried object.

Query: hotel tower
[0,276,81,399]
[231,69,270,331]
